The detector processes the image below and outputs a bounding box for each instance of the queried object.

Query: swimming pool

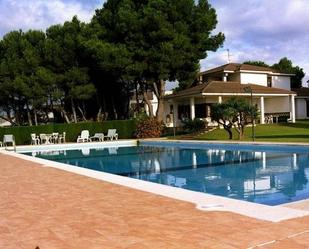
[23,141,309,206]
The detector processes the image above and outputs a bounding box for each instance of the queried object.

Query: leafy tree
[244,57,305,89]
[46,17,95,123]
[83,34,133,120]
[0,30,47,125]
[63,67,96,122]
[243,61,270,68]
[0,1,225,125]
[272,57,305,89]
[227,98,259,139]
[211,102,235,139]
[211,97,258,139]
[91,0,224,121]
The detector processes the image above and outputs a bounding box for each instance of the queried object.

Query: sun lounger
[77,130,90,143]
[105,129,118,141]
[90,133,104,142]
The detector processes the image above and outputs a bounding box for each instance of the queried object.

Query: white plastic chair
[52,133,59,144]
[58,132,66,143]
[77,130,90,143]
[3,134,15,147]
[105,129,118,141]
[31,133,40,145]
[39,134,47,144]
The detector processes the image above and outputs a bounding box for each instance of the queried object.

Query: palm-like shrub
[182,118,205,133]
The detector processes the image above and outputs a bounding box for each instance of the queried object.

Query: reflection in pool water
[27,145,309,205]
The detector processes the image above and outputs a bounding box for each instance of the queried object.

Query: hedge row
[0,120,136,145]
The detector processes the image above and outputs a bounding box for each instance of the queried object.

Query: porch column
[290,95,296,123]
[260,96,265,124]
[218,96,222,104]
[190,97,195,120]
[172,101,178,127]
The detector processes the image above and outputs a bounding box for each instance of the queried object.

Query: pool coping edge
[1,139,309,222]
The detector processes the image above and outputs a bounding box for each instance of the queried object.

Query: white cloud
[0,0,308,85]
[205,0,309,85]
[0,0,99,36]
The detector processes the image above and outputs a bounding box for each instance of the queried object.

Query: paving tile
[1,153,309,248]
[261,239,307,249]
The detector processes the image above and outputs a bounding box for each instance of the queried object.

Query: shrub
[135,117,163,138]
[0,120,136,145]
[182,118,205,133]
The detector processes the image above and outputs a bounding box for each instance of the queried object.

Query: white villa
[163,63,297,127]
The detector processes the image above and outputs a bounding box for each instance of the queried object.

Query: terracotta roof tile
[206,81,295,94]
[165,81,295,99]
[200,63,285,75]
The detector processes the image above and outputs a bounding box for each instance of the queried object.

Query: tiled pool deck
[1,153,309,248]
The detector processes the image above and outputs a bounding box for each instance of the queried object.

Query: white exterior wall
[295,98,308,119]
[272,76,291,90]
[264,97,290,113]
[240,73,268,86]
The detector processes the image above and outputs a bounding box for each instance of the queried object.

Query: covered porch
[164,82,296,127]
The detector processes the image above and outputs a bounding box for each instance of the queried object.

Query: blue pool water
[24,143,309,205]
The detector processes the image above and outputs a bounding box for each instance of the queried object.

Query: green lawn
[194,120,309,143]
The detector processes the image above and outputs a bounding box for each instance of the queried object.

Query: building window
[267,76,272,87]
[306,100,309,117]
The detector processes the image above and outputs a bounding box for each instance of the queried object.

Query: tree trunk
[71,98,77,123]
[234,125,241,140]
[1,113,16,126]
[60,106,70,124]
[156,97,165,122]
[154,80,165,122]
[34,108,38,126]
[15,100,21,126]
[26,103,33,126]
[6,109,16,125]
[111,97,118,120]
[135,82,140,113]
[221,122,233,140]
[143,91,154,117]
[78,106,87,121]
[96,107,102,122]
[224,127,233,140]
[240,125,245,140]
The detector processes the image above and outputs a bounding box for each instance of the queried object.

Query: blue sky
[0,0,308,85]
